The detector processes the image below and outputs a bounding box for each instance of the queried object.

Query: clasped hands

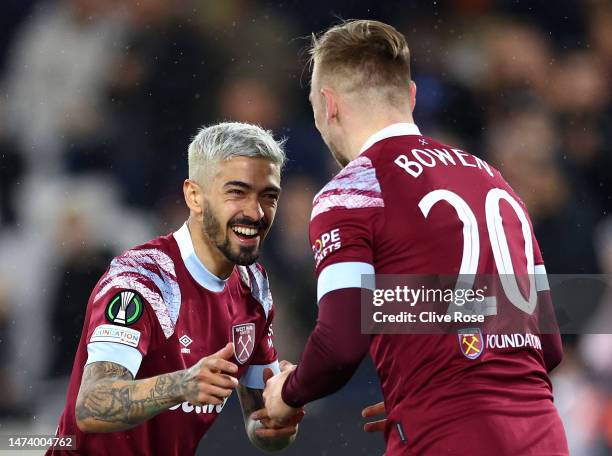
[251,360,388,438]
[250,360,304,438]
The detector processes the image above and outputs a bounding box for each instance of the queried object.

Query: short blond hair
[309,19,411,98]
[188,122,286,183]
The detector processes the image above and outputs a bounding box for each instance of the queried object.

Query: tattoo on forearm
[76,362,189,428]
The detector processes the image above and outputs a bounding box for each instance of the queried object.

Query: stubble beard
[202,204,262,266]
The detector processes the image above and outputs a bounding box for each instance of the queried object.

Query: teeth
[232,226,258,236]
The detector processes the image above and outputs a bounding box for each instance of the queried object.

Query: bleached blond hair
[188,122,286,182]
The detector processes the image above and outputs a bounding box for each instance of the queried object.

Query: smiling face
[193,156,281,267]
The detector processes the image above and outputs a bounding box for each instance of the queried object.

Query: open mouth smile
[230,225,262,243]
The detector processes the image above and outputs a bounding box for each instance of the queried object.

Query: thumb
[279,360,296,372]
[263,367,274,384]
[213,342,235,360]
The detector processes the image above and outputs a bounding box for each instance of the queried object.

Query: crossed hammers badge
[457,328,484,360]
[232,323,256,364]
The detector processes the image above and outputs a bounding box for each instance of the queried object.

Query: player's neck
[187,218,234,279]
[346,113,415,161]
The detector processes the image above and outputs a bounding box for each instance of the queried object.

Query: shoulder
[94,234,182,338]
[99,234,178,287]
[311,155,384,222]
[236,263,273,319]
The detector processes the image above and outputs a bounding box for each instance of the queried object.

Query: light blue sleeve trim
[535,264,549,291]
[317,261,376,302]
[239,360,280,389]
[86,342,143,378]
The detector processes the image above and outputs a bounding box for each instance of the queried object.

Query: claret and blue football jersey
[308,123,568,455]
[48,223,279,455]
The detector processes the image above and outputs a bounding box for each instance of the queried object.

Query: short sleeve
[83,247,179,378]
[310,207,380,274]
[309,155,384,303]
[85,282,157,377]
[310,207,382,303]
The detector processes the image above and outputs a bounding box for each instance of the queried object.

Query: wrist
[167,369,188,403]
[280,372,305,409]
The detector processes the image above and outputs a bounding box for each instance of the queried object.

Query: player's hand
[362,401,386,433]
[261,360,300,428]
[253,361,304,435]
[250,406,305,438]
[181,342,239,406]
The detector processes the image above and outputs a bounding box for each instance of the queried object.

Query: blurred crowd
[0,0,611,454]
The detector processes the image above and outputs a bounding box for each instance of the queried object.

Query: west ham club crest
[458,328,484,360]
[233,323,256,364]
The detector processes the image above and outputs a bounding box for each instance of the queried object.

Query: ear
[409,81,417,113]
[183,179,203,215]
[321,88,338,123]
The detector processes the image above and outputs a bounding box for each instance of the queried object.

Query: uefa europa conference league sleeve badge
[105,290,144,326]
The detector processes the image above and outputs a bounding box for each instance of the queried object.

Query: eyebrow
[224,181,281,194]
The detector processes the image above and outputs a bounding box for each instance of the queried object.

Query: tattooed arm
[75,343,238,433]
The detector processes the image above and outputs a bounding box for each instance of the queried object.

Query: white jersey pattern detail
[311,156,384,221]
[95,248,181,338]
[238,265,273,318]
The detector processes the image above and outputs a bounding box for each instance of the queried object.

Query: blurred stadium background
[0,0,611,454]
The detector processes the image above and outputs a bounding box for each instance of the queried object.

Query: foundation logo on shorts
[106,290,144,326]
[458,328,484,360]
[233,323,255,364]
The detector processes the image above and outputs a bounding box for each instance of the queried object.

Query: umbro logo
[179,335,193,354]
[418,138,428,145]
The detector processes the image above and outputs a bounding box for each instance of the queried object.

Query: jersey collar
[173,222,228,292]
[359,122,421,154]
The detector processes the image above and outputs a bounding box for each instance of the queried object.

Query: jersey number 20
[419,188,537,315]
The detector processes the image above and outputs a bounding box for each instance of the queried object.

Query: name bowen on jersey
[281,122,567,455]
